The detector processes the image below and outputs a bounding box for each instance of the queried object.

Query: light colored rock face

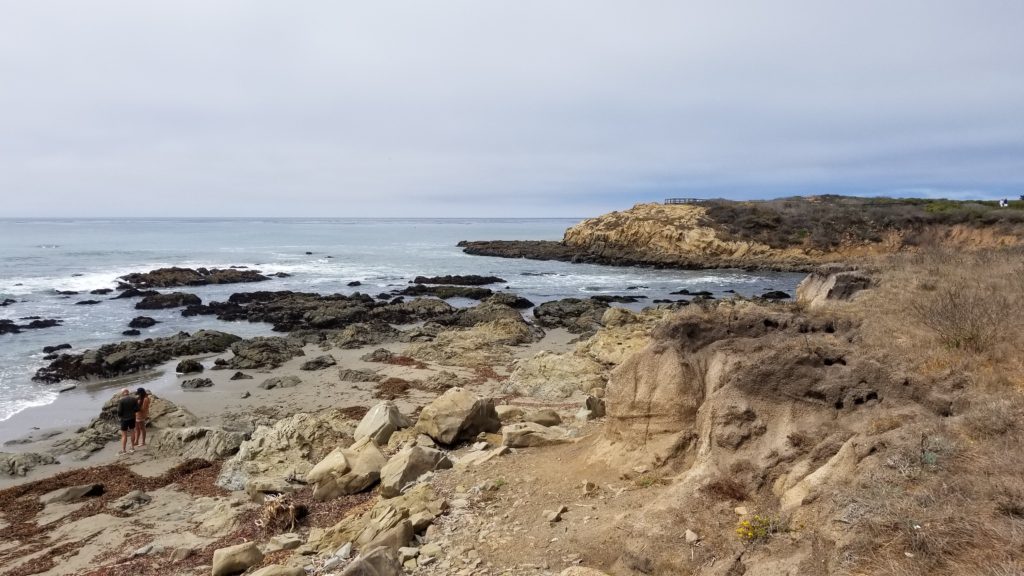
[796,269,871,310]
[379,446,453,498]
[217,409,355,492]
[501,422,571,448]
[603,343,705,462]
[258,375,301,390]
[576,307,672,366]
[414,388,501,446]
[339,545,403,575]
[355,402,411,445]
[494,405,524,423]
[152,427,244,460]
[211,541,263,576]
[39,484,103,505]
[560,568,612,576]
[562,203,785,267]
[405,318,537,367]
[504,350,606,399]
[308,437,387,500]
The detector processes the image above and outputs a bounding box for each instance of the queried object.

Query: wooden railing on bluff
[664,198,707,205]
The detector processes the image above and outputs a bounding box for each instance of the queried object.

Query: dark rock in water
[89,288,113,295]
[347,281,362,287]
[136,292,202,310]
[305,251,313,255]
[175,359,204,374]
[653,299,689,305]
[259,375,301,390]
[590,295,644,303]
[376,293,391,300]
[75,300,101,306]
[112,288,160,299]
[761,290,792,300]
[300,354,337,371]
[533,298,609,334]
[43,343,72,354]
[55,290,79,295]
[325,255,334,259]
[269,272,291,278]
[0,298,15,307]
[626,285,648,290]
[0,320,20,335]
[484,293,535,310]
[43,353,58,360]
[724,289,736,293]
[229,371,253,381]
[33,330,241,384]
[119,266,270,288]
[228,337,305,369]
[412,275,506,286]
[396,285,493,300]
[128,316,159,329]
[361,348,394,363]
[229,265,248,269]
[122,329,142,336]
[389,297,404,305]
[181,378,213,389]
[23,319,62,330]
[671,289,713,297]
[214,358,228,366]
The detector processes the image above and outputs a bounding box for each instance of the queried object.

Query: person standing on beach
[116,388,138,454]
[134,388,151,447]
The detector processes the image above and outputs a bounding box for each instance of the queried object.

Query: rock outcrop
[135,292,202,310]
[533,298,609,334]
[120,266,270,288]
[228,337,305,369]
[796,267,872,309]
[405,318,537,367]
[354,402,411,445]
[33,330,241,383]
[379,446,452,498]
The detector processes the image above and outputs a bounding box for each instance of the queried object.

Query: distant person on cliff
[134,388,151,447]
[116,388,138,455]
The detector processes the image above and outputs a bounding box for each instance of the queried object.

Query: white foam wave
[0,389,59,422]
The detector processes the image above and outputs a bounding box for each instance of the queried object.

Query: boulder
[135,291,201,310]
[122,329,141,336]
[339,369,383,383]
[211,541,263,576]
[524,408,562,426]
[504,351,606,399]
[332,322,403,349]
[259,375,301,390]
[128,316,158,328]
[307,437,387,500]
[152,427,244,460]
[412,275,505,286]
[484,292,535,309]
[300,354,336,371]
[796,268,871,310]
[229,371,253,380]
[533,298,609,334]
[340,545,403,576]
[1,452,57,476]
[39,483,104,504]
[415,388,501,445]
[176,359,204,374]
[229,337,305,369]
[250,566,305,576]
[354,402,411,445]
[495,405,524,423]
[42,343,72,354]
[379,446,453,498]
[502,422,571,448]
[181,378,213,389]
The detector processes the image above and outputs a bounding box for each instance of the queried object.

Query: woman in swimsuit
[134,388,152,447]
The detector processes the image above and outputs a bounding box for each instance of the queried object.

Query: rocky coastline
[2,213,1023,576]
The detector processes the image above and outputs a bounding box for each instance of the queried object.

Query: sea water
[0,218,804,424]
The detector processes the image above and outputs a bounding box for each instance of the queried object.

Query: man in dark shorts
[116,388,139,454]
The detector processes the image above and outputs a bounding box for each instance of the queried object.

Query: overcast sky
[1,1,1021,217]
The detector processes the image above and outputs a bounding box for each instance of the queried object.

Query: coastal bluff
[460,197,1024,271]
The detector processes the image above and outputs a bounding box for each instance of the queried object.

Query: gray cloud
[0,1,1021,216]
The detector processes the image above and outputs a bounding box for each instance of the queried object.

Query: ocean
[0,218,804,426]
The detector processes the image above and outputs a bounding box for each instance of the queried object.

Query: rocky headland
[459,197,1024,271]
